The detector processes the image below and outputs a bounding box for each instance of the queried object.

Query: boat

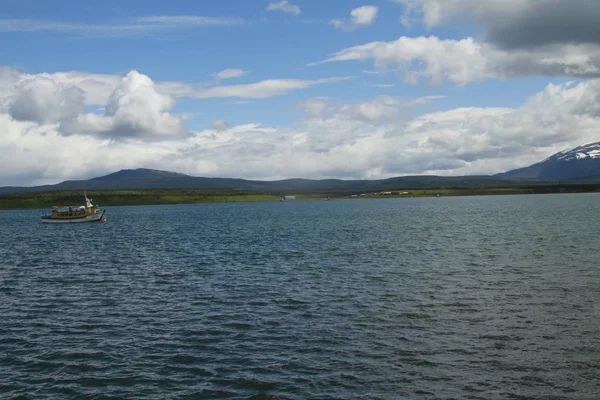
[41,193,106,224]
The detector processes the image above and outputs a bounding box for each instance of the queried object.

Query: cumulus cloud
[313,35,600,85]
[331,5,378,30]
[215,68,248,80]
[397,0,600,50]
[63,70,188,139]
[173,79,600,179]
[7,76,84,124]
[3,69,600,186]
[0,69,124,107]
[0,67,350,111]
[0,113,185,186]
[388,81,600,169]
[0,67,22,100]
[266,1,301,15]
[168,83,600,180]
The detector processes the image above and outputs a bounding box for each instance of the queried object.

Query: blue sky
[1,0,449,127]
[1,0,599,185]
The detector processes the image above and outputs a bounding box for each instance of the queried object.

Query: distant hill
[5,142,600,195]
[498,142,600,180]
[0,168,531,194]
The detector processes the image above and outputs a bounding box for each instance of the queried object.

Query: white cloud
[0,69,120,107]
[7,76,84,124]
[62,70,188,139]
[0,15,244,36]
[161,79,600,179]
[190,77,351,99]
[292,95,446,153]
[351,5,379,25]
[0,67,350,143]
[0,67,22,99]
[331,5,378,30]
[130,15,244,27]
[313,35,600,85]
[0,70,176,141]
[387,81,600,170]
[0,113,186,186]
[0,68,351,110]
[154,76,350,100]
[266,1,301,16]
[215,68,248,80]
[3,68,600,186]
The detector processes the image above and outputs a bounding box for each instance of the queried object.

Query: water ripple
[1,194,600,398]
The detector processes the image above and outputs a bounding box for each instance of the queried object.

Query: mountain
[498,141,600,180]
[5,142,600,195]
[0,168,527,194]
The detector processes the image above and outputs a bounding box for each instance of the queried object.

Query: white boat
[41,193,106,224]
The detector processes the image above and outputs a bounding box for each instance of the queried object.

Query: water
[1,194,599,399]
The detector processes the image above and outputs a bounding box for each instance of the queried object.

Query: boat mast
[84,185,92,209]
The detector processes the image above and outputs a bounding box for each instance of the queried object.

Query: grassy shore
[0,184,598,210]
[0,189,283,209]
[354,187,532,198]
[343,185,600,199]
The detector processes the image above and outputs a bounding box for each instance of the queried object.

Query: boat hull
[41,210,106,224]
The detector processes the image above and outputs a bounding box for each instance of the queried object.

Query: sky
[1,0,600,186]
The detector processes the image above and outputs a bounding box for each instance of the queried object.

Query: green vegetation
[340,184,600,199]
[0,189,282,209]
[355,187,532,198]
[1,184,599,210]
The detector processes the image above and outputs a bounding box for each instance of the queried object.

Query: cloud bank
[398,0,600,49]
[2,68,600,185]
[314,36,600,84]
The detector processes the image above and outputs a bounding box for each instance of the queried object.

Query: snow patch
[588,149,600,158]
[553,141,600,161]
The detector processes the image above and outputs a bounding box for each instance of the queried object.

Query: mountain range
[497,141,600,180]
[2,142,600,194]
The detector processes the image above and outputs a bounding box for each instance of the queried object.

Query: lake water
[1,194,599,399]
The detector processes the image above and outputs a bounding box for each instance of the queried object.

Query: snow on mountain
[551,142,600,162]
[499,141,600,180]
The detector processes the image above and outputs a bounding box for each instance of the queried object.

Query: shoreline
[1,185,599,210]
